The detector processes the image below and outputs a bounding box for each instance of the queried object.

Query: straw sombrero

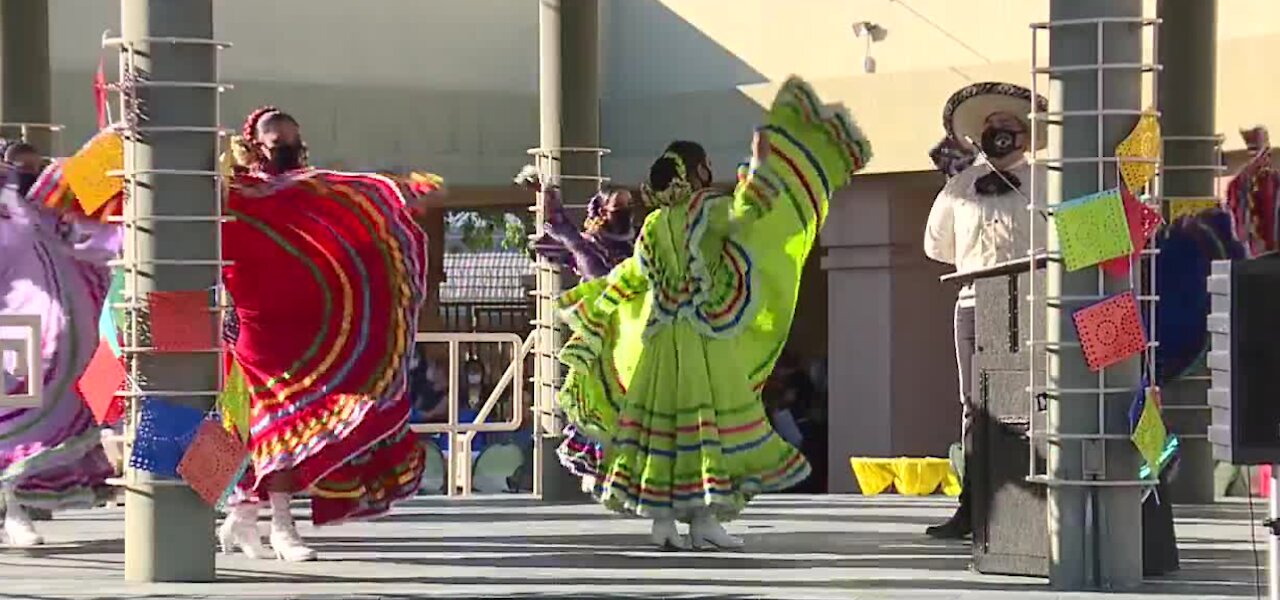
[943,82,1049,151]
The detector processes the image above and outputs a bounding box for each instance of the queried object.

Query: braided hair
[648,141,707,192]
[238,105,307,173]
[640,141,708,208]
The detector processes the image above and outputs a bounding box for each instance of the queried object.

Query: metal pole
[119,0,220,582]
[0,0,53,151]
[1157,0,1218,505]
[1045,0,1145,590]
[558,0,601,208]
[535,0,600,503]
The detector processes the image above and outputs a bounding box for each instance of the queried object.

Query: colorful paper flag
[147,290,215,353]
[1072,291,1147,372]
[1055,188,1134,272]
[61,130,125,216]
[94,56,109,130]
[177,420,250,507]
[1167,198,1220,222]
[218,358,251,440]
[1116,111,1162,192]
[1101,187,1164,277]
[100,268,126,357]
[75,340,126,425]
[129,398,206,478]
[1131,387,1168,471]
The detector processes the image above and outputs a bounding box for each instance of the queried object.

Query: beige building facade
[44,0,1280,492]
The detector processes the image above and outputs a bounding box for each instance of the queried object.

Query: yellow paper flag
[1131,387,1167,470]
[218,358,251,441]
[1168,198,1220,222]
[61,130,124,215]
[1116,112,1161,193]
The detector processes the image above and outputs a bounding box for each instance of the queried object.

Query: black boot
[925,476,971,539]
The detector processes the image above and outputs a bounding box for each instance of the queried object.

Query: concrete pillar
[119,0,219,582]
[1045,0,1145,590]
[557,0,601,207]
[536,0,600,502]
[1157,0,1218,505]
[0,0,53,152]
[824,174,962,492]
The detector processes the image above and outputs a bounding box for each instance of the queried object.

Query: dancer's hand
[543,186,564,223]
[513,164,541,191]
[405,173,447,215]
[752,129,771,163]
[542,187,579,240]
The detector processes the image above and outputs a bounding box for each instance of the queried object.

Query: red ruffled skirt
[221,170,429,525]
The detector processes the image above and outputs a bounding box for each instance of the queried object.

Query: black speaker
[968,266,1178,577]
[971,271,1049,577]
[1208,254,1280,465]
[972,367,1049,577]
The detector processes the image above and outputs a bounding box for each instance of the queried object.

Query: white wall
[42,0,1280,185]
[47,0,539,186]
[601,0,1280,180]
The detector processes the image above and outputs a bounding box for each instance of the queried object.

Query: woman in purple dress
[0,164,119,547]
[520,168,636,481]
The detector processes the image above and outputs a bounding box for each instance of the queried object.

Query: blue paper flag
[129,398,206,478]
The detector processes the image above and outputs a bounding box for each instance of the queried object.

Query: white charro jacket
[923,158,1047,307]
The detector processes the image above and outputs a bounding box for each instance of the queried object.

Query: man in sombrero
[922,82,1048,540]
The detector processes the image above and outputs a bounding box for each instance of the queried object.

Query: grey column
[537,0,600,502]
[120,0,219,583]
[1045,0,1145,590]
[557,0,601,207]
[1157,0,1218,505]
[0,0,53,152]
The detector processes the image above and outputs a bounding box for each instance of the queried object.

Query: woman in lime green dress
[556,77,872,550]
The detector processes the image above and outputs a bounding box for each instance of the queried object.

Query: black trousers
[954,303,977,445]
[954,303,976,516]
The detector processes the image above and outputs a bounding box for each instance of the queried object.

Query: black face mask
[14,171,38,197]
[267,142,304,172]
[980,127,1021,159]
[606,208,633,235]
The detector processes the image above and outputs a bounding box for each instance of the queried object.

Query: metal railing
[523,145,610,499]
[0,122,64,159]
[1025,16,1163,491]
[101,34,234,490]
[1153,134,1227,441]
[0,314,43,408]
[411,331,532,496]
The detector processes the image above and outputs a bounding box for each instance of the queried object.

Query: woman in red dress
[217,107,439,561]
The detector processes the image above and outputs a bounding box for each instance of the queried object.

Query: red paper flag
[94,56,108,130]
[148,290,215,353]
[1072,291,1148,372]
[1101,187,1164,277]
[76,340,126,424]
[177,421,249,507]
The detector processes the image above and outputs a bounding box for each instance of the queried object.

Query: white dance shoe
[689,511,744,551]
[218,504,271,559]
[650,518,690,550]
[3,504,44,548]
[269,493,317,562]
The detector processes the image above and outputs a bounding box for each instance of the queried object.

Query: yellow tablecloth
[849,457,961,497]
